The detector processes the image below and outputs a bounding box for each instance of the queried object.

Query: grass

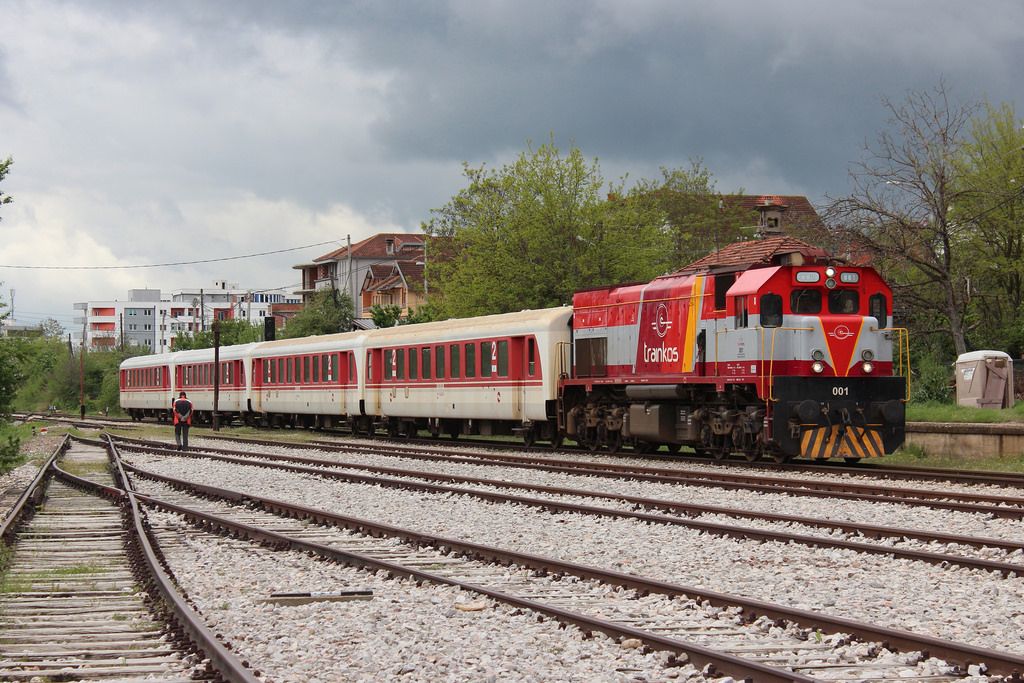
[1,563,106,593]
[906,400,1024,423]
[879,447,1024,473]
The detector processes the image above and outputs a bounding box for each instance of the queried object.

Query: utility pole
[79,316,86,420]
[347,234,353,315]
[119,312,125,349]
[200,289,205,332]
[212,320,220,432]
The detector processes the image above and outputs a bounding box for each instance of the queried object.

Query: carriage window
[480,341,491,377]
[303,356,311,383]
[294,357,301,382]
[396,348,405,379]
[734,296,749,328]
[422,348,431,380]
[323,354,333,382]
[435,345,445,379]
[349,354,356,383]
[156,367,162,385]
[497,340,509,377]
[286,358,293,384]
[528,338,536,376]
[384,350,393,380]
[760,294,783,327]
[312,355,320,383]
[869,293,888,329]
[465,343,475,378]
[828,290,860,314]
[451,344,461,379]
[790,288,822,314]
[409,348,418,380]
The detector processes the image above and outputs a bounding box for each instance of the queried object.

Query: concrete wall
[906,422,1024,458]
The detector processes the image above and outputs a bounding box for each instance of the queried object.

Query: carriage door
[365,349,382,415]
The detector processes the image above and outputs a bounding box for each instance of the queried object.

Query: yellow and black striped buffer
[800,426,885,459]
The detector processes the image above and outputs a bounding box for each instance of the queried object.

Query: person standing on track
[172,391,193,451]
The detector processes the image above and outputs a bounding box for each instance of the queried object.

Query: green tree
[425,139,668,318]
[283,289,354,338]
[369,304,402,328]
[173,318,264,350]
[954,102,1024,354]
[0,290,20,418]
[826,82,978,355]
[633,162,756,270]
[0,156,12,220]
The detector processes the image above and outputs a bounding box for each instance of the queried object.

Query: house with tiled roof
[361,260,427,316]
[293,232,425,319]
[676,235,832,275]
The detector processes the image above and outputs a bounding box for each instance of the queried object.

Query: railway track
[119,432,1024,519]
[0,437,257,682]
[109,438,1024,681]
[111,436,1024,576]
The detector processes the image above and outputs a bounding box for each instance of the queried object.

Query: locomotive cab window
[734,296,749,328]
[828,290,859,314]
[869,293,888,328]
[790,288,822,314]
[760,294,782,327]
[714,273,735,311]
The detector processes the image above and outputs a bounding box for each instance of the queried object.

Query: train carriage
[249,332,365,429]
[363,308,572,440]
[170,344,254,423]
[120,355,172,420]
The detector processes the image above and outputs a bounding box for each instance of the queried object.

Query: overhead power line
[0,239,341,270]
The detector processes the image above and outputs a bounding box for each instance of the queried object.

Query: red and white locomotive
[121,236,907,461]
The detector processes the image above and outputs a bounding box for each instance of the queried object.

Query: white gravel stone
[126,448,1024,660]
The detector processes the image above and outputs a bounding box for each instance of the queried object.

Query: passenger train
[120,236,908,462]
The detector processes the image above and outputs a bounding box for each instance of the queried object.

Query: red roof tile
[315,232,424,263]
[675,236,831,274]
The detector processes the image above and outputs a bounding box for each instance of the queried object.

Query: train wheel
[771,451,792,464]
[843,456,861,465]
[387,421,400,438]
[549,433,564,449]
[522,427,537,447]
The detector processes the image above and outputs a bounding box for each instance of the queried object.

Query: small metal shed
[954,350,1015,409]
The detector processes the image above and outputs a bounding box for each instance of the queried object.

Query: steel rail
[121,458,1024,680]
[112,440,1024,577]
[45,436,262,683]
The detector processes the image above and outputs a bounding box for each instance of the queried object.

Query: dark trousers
[175,423,190,450]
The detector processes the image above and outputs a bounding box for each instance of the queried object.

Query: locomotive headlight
[861,349,875,361]
[862,361,874,373]
[811,361,825,374]
[825,278,837,289]
[825,267,836,278]
[811,349,825,361]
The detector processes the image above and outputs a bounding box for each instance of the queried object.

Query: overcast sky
[2,0,1023,330]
